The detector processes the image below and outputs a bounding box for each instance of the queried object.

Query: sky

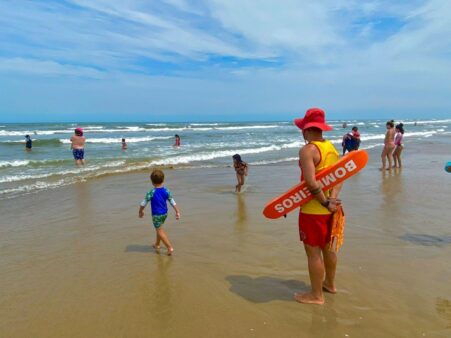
[1,0,451,122]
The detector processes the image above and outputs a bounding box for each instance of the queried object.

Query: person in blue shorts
[25,135,32,151]
[139,169,181,256]
[70,128,86,166]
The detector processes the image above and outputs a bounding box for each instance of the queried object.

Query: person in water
[70,127,86,166]
[393,123,404,168]
[341,126,360,155]
[232,154,248,193]
[139,169,181,256]
[293,107,343,305]
[25,135,32,151]
[174,134,181,147]
[380,120,395,170]
[121,138,127,150]
[351,126,361,150]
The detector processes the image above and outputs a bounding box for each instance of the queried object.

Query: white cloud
[0,58,104,78]
[0,0,451,119]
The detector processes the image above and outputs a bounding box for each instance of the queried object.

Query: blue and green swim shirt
[140,187,176,216]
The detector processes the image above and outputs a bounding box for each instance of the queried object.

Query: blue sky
[1,0,451,122]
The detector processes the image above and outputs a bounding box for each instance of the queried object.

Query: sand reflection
[234,194,248,230]
[148,256,174,325]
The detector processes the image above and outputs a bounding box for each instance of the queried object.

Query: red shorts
[298,212,332,248]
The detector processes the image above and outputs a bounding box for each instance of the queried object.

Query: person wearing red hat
[70,127,86,166]
[293,108,342,305]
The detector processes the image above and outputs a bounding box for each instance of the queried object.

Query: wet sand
[1,142,451,337]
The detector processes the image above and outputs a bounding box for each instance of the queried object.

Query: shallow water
[1,142,450,337]
[1,119,449,199]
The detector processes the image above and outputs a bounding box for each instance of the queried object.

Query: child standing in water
[380,120,395,170]
[393,123,404,168]
[139,169,181,256]
[174,134,181,147]
[233,154,248,192]
[121,138,127,150]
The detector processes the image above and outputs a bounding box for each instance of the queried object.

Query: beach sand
[1,142,451,337]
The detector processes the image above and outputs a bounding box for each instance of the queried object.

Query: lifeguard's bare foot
[294,292,324,305]
[152,244,160,250]
[322,282,337,294]
[167,247,174,256]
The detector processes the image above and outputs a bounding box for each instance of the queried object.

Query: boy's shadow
[225,275,308,303]
[125,244,155,253]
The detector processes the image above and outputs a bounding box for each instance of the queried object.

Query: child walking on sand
[139,169,181,256]
[233,154,248,192]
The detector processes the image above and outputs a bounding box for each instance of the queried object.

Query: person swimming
[25,135,32,151]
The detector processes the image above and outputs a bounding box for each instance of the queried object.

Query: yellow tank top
[300,140,339,215]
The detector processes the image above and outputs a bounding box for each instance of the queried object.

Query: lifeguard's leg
[294,244,324,305]
[322,247,337,293]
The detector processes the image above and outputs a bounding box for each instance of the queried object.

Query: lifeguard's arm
[299,145,328,205]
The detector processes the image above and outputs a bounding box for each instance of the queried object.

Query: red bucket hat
[75,127,84,136]
[294,107,333,131]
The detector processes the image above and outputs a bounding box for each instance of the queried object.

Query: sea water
[0,119,450,199]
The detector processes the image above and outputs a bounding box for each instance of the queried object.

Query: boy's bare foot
[152,244,160,250]
[167,247,174,256]
[322,282,337,294]
[294,292,324,305]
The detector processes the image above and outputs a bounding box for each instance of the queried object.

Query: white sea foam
[0,161,126,183]
[251,157,299,165]
[0,160,30,168]
[59,136,172,144]
[401,119,451,125]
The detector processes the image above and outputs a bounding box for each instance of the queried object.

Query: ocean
[1,119,450,199]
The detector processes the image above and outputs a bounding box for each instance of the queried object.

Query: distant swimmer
[393,123,404,168]
[380,120,395,170]
[25,135,32,151]
[342,122,347,128]
[70,127,86,166]
[174,134,181,147]
[232,154,248,193]
[122,138,127,150]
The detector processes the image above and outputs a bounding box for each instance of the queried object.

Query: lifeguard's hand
[139,210,144,218]
[176,212,181,220]
[327,199,338,213]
